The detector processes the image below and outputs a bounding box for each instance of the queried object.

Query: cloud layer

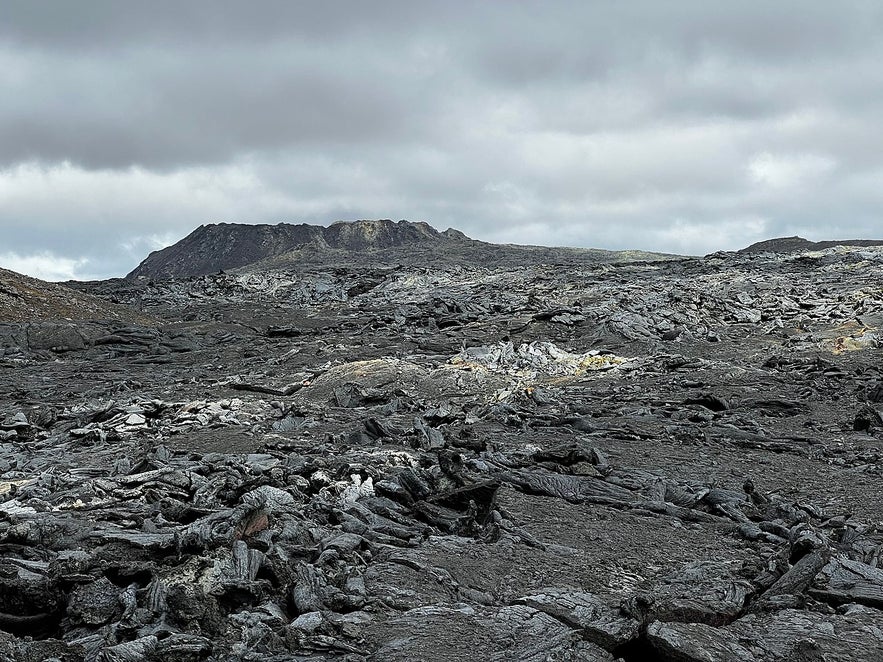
[2,1,882,279]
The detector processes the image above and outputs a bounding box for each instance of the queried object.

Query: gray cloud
[1,1,882,279]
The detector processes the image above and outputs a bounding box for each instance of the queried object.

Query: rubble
[2,240,883,659]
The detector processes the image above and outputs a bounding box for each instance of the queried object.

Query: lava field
[2,226,883,661]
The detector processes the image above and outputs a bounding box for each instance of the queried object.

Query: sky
[2,1,883,280]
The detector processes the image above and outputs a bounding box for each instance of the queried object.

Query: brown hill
[0,267,151,323]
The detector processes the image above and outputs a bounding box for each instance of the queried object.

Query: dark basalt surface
[740,235,883,254]
[127,220,460,280]
[126,219,678,280]
[2,237,883,660]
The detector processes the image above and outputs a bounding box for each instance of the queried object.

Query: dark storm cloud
[0,34,436,168]
[1,1,883,279]
[6,0,878,170]
[0,1,430,49]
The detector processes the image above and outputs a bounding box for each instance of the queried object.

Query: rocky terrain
[0,268,151,325]
[2,221,883,660]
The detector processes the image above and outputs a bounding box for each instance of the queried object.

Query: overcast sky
[2,1,883,280]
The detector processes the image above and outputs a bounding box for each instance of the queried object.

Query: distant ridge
[126,220,463,280]
[740,236,883,254]
[126,219,682,280]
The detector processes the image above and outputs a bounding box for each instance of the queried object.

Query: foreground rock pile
[2,243,883,659]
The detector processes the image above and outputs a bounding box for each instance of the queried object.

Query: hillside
[127,219,682,279]
[740,235,883,253]
[0,267,152,323]
[126,220,468,280]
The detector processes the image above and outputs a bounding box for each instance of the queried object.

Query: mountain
[740,235,883,254]
[0,267,151,323]
[127,219,681,280]
[126,220,465,280]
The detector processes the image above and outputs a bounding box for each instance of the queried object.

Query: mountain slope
[126,220,464,280]
[0,267,151,323]
[127,219,682,279]
[740,236,883,253]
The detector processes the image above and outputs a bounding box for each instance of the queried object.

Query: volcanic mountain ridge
[740,235,883,254]
[126,220,465,280]
[126,219,679,280]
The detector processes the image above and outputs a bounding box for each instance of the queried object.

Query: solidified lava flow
[1,221,883,660]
